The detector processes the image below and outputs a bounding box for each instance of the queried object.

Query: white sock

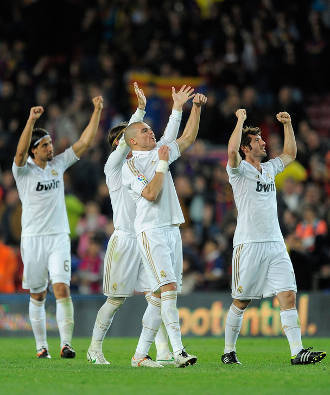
[134,295,162,359]
[90,297,125,352]
[155,322,171,359]
[56,297,74,348]
[280,308,303,356]
[224,304,244,353]
[29,298,48,350]
[160,291,183,355]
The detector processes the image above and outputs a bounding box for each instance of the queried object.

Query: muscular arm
[277,112,297,167]
[72,96,103,158]
[227,109,246,168]
[107,82,146,168]
[161,85,194,143]
[141,145,169,201]
[14,106,44,166]
[176,93,207,154]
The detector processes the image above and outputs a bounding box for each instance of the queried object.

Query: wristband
[156,160,169,174]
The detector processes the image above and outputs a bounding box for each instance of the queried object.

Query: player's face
[247,134,266,158]
[33,137,54,162]
[132,123,156,150]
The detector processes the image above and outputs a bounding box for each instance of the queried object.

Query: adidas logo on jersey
[36,179,60,191]
[256,181,275,193]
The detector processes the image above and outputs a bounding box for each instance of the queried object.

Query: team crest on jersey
[112,283,117,291]
[160,270,167,278]
[51,169,58,176]
[137,174,147,183]
[237,286,243,293]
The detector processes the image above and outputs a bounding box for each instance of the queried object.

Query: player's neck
[33,157,47,169]
[245,157,262,173]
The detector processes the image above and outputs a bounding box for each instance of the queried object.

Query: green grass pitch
[0,337,329,395]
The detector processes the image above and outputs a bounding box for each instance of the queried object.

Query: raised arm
[72,96,103,158]
[160,85,195,143]
[106,82,146,169]
[276,112,297,167]
[227,109,246,168]
[128,82,146,125]
[141,145,169,201]
[14,106,44,166]
[176,93,207,154]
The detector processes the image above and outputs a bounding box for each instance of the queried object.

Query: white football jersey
[105,109,182,234]
[226,157,285,247]
[104,108,146,233]
[12,147,79,236]
[122,140,184,234]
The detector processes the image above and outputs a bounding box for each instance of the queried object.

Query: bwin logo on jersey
[256,181,275,193]
[36,179,60,191]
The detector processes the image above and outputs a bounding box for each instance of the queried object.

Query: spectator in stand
[201,239,227,291]
[0,228,17,293]
[76,201,108,258]
[295,205,327,253]
[77,233,103,294]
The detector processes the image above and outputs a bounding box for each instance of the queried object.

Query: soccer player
[87,83,195,366]
[222,108,326,365]
[12,96,103,359]
[122,93,207,368]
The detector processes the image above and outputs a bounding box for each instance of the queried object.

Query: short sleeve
[122,159,149,198]
[12,160,29,179]
[53,147,79,172]
[268,157,285,176]
[226,161,245,182]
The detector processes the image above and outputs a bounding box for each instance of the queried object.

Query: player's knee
[53,283,70,299]
[30,290,47,301]
[106,296,126,311]
[160,282,177,292]
[278,290,296,310]
[233,299,250,310]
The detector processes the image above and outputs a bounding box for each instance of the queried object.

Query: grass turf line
[0,337,329,395]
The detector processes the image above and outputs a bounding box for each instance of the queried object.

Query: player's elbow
[142,188,158,201]
[228,147,238,158]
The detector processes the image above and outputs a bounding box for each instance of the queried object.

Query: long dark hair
[107,122,128,152]
[28,128,49,158]
[239,126,261,159]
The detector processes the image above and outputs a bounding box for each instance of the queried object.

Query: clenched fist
[29,106,44,121]
[93,96,104,111]
[276,112,291,124]
[193,93,207,107]
[235,109,247,121]
[158,145,169,162]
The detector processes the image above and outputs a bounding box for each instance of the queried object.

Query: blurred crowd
[0,0,329,294]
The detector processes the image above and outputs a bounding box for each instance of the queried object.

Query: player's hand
[134,82,146,110]
[276,112,291,125]
[235,109,247,121]
[193,93,207,107]
[158,145,169,161]
[93,96,104,111]
[29,106,44,121]
[172,85,195,110]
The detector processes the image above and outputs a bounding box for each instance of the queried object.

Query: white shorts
[231,241,297,300]
[137,225,183,293]
[103,230,150,297]
[21,233,71,293]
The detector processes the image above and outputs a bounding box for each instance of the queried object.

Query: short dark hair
[239,126,261,159]
[107,122,128,152]
[28,128,49,158]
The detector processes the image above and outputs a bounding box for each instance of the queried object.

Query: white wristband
[156,160,169,174]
